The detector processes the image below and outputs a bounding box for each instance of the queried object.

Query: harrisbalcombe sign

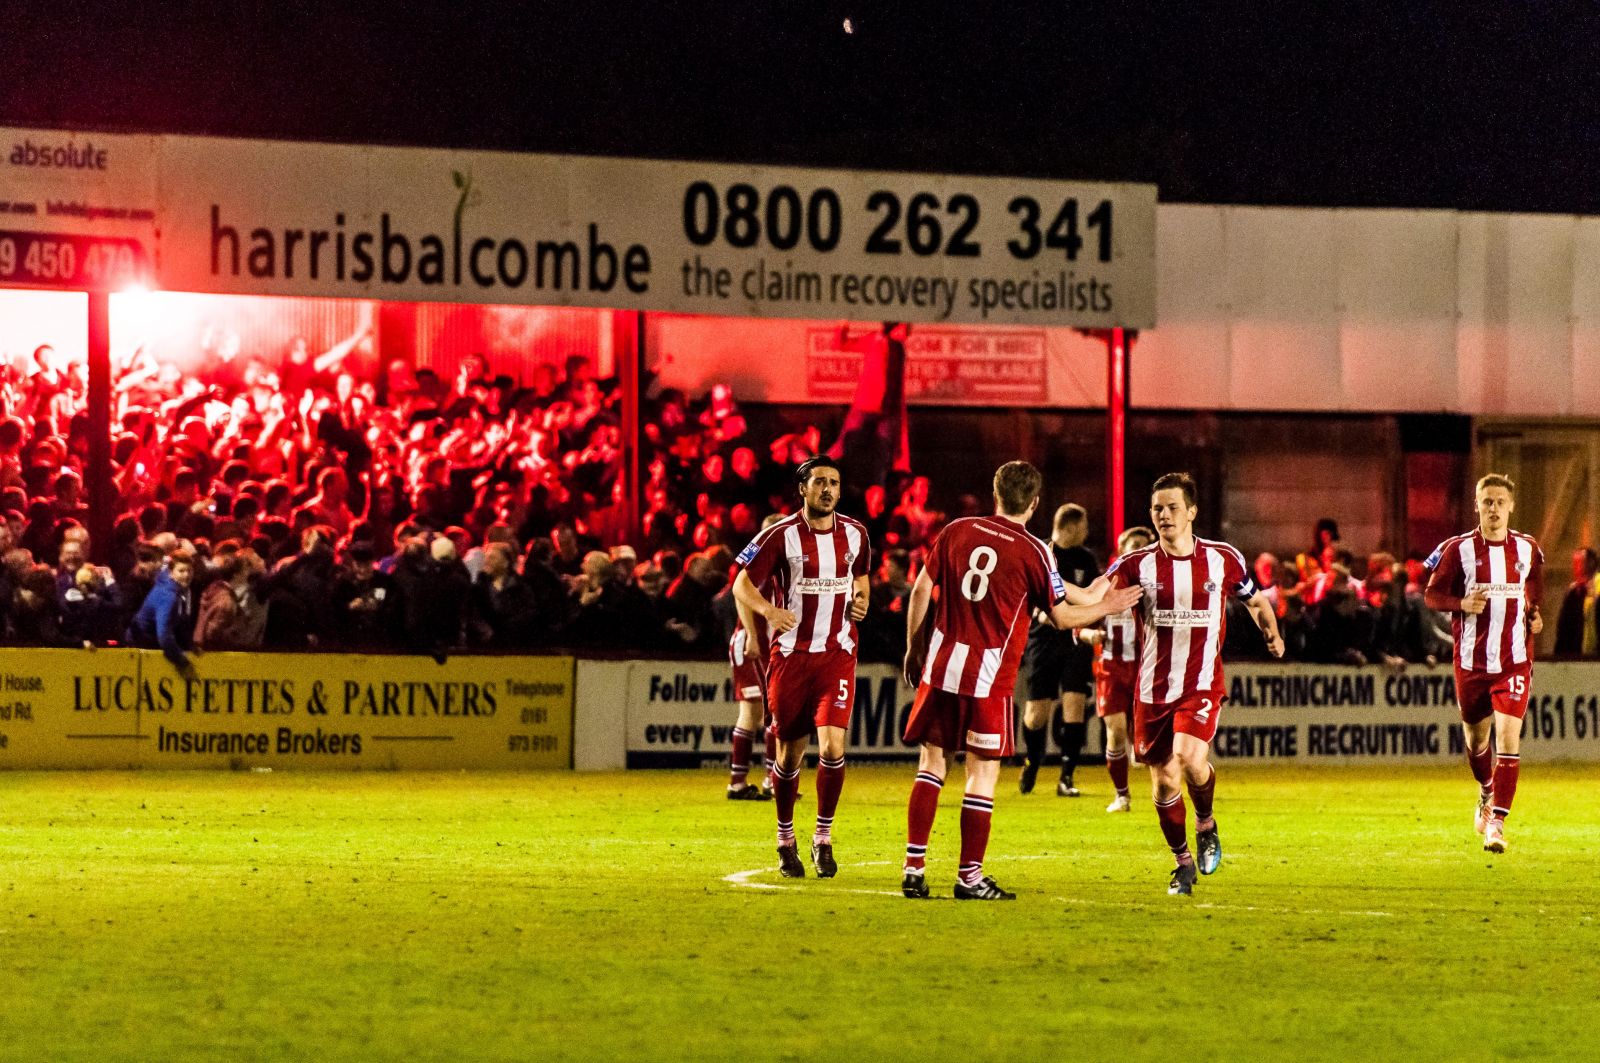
[617,659,1600,766]
[0,126,1155,327]
[0,648,574,769]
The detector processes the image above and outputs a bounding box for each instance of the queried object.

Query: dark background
[6,2,1600,212]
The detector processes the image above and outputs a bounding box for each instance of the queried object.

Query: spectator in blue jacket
[127,552,197,668]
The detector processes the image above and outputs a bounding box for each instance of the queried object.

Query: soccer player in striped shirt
[1082,524,1155,813]
[732,457,871,879]
[1100,473,1283,896]
[724,514,790,801]
[899,461,1142,900]
[1423,473,1545,854]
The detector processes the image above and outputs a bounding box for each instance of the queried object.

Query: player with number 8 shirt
[898,462,1141,900]
[732,457,871,880]
[1422,473,1545,854]
[1095,473,1283,896]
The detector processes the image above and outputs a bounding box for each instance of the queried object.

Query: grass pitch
[0,762,1595,1062]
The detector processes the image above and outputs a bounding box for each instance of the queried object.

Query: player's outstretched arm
[733,570,797,633]
[1047,585,1142,631]
[1064,575,1112,607]
[1247,591,1285,658]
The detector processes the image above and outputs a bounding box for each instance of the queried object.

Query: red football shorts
[765,648,856,741]
[1095,659,1137,720]
[1134,691,1224,764]
[1453,663,1532,725]
[902,684,1015,760]
[730,652,766,703]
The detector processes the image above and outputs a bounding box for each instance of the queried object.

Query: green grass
[0,763,1595,1061]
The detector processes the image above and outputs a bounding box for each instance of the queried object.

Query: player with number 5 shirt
[1098,473,1283,896]
[1423,473,1545,855]
[732,457,871,881]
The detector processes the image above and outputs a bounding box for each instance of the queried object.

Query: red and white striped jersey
[735,512,871,658]
[1104,538,1256,707]
[920,516,1066,698]
[1102,599,1139,664]
[1424,530,1544,674]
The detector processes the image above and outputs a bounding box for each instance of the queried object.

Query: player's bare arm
[902,567,934,686]
[1078,574,1113,604]
[1247,590,1285,658]
[734,594,762,656]
[1046,584,1142,631]
[733,569,798,633]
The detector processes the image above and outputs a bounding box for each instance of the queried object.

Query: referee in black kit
[1018,503,1101,796]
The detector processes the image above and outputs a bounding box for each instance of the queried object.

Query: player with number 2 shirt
[1098,472,1283,897]
[899,461,1141,901]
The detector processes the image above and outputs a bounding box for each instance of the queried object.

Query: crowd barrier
[0,648,574,769]
[573,658,1600,769]
[4,649,1598,770]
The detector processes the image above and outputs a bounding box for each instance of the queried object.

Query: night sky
[6,2,1600,213]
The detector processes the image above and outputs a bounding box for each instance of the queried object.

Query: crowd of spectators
[1228,521,1456,666]
[0,327,1593,666]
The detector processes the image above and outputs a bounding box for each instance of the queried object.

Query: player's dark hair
[795,456,840,485]
[1477,473,1515,495]
[993,461,1042,516]
[1152,472,1198,508]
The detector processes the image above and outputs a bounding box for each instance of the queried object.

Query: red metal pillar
[622,310,644,547]
[86,291,113,566]
[1105,327,1129,550]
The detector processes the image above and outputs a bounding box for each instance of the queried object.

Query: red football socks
[728,727,755,788]
[904,771,943,872]
[773,762,800,847]
[1156,791,1191,861]
[1106,749,1130,796]
[1188,765,1216,830]
[1491,753,1520,820]
[958,793,994,886]
[1467,742,1495,792]
[814,756,845,842]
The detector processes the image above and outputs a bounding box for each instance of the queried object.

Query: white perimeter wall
[655,205,1600,417]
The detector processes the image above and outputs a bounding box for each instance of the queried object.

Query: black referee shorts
[1021,630,1094,701]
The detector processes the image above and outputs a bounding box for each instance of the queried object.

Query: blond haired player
[1423,474,1545,853]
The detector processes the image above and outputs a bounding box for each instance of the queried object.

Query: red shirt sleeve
[739,528,783,588]
[852,527,871,579]
[1423,539,1464,612]
[1227,549,1256,600]
[1526,542,1546,608]
[1029,541,1066,612]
